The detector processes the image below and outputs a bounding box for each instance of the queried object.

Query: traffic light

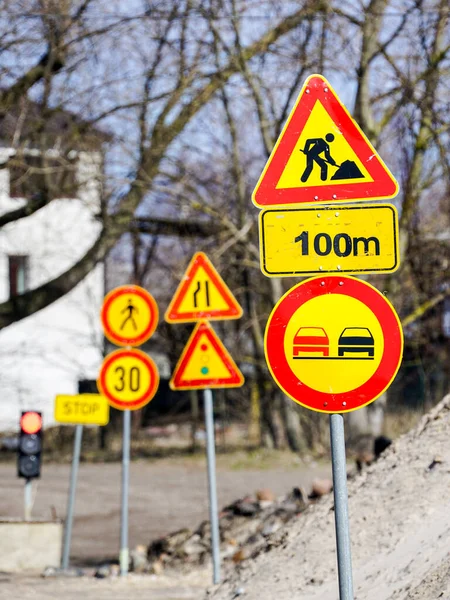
[18,411,43,479]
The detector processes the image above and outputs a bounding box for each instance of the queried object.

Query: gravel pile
[209,395,450,600]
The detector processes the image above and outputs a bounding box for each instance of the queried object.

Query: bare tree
[149,0,450,449]
[0,0,325,328]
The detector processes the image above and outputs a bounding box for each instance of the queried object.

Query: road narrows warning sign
[170,321,244,390]
[265,276,403,413]
[252,74,399,206]
[165,252,243,323]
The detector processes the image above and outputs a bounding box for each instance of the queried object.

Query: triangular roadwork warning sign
[170,321,244,390]
[252,74,399,207]
[165,252,243,323]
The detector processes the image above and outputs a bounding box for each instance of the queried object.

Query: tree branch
[0,5,313,329]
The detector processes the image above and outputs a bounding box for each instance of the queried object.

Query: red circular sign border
[98,349,159,410]
[100,286,158,347]
[265,275,403,414]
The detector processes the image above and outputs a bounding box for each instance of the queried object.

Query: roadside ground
[0,571,208,600]
[0,452,330,599]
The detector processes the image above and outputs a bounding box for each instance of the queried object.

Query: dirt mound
[210,395,450,600]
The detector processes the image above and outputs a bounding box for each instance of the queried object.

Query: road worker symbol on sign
[278,102,371,190]
[301,134,337,182]
[300,134,364,183]
[101,285,158,347]
[264,276,403,414]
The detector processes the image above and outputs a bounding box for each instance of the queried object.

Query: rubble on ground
[143,435,389,575]
[145,485,311,573]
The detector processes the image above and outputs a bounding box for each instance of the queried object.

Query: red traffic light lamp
[20,412,42,435]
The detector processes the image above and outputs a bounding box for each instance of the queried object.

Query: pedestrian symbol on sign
[100,285,158,347]
[120,298,139,331]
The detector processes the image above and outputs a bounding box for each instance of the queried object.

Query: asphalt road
[0,457,330,599]
[0,459,330,564]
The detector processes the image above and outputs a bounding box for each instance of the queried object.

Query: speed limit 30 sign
[97,348,159,411]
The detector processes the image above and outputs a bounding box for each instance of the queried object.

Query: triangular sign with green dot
[169,320,244,390]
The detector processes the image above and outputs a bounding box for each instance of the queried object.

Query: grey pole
[61,424,83,569]
[329,413,354,600]
[120,409,131,576]
[204,388,221,584]
[24,479,33,521]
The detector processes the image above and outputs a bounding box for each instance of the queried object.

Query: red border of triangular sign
[170,321,244,390]
[165,252,243,323]
[252,74,399,206]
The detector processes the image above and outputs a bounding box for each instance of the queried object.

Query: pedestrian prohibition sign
[165,252,242,323]
[101,285,158,347]
[97,348,159,411]
[265,276,403,413]
[252,74,398,207]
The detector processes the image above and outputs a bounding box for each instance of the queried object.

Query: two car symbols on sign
[293,327,375,360]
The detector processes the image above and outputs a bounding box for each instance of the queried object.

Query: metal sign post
[204,388,221,584]
[61,424,83,569]
[164,254,244,585]
[120,409,131,576]
[330,414,354,600]
[99,286,160,578]
[24,479,32,521]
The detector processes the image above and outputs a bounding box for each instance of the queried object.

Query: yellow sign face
[277,101,374,190]
[97,349,159,411]
[101,285,158,347]
[284,294,383,393]
[54,394,110,426]
[259,204,399,276]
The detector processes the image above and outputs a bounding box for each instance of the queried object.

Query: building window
[8,152,78,200]
[9,255,29,297]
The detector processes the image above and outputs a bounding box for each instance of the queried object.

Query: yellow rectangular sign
[259,204,399,276]
[54,394,110,426]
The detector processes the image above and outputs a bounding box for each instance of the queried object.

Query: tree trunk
[280,397,306,453]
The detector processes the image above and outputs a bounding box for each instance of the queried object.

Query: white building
[0,128,105,431]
